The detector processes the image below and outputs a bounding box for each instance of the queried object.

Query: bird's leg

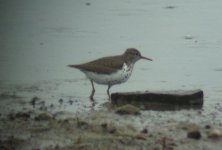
[90,80,95,100]
[107,85,111,101]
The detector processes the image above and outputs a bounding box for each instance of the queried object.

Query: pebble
[34,112,53,121]
[59,98,63,104]
[141,128,148,134]
[15,112,31,119]
[165,5,176,9]
[85,2,91,6]
[101,123,108,129]
[76,118,89,129]
[68,100,73,105]
[115,104,140,115]
[208,129,222,139]
[184,35,194,40]
[7,112,15,120]
[106,123,116,134]
[135,133,146,140]
[205,124,211,129]
[187,128,201,140]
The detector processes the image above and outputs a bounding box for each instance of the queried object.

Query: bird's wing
[68,55,124,74]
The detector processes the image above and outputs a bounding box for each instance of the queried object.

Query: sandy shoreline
[1,107,222,150]
[0,80,222,150]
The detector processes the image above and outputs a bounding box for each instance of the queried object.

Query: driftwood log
[111,89,204,110]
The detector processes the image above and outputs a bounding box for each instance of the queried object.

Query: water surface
[1,0,222,124]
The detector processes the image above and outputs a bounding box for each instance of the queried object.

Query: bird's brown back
[68,55,125,74]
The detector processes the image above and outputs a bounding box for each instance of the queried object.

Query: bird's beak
[141,56,153,61]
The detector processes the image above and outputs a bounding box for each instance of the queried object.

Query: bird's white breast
[83,63,133,86]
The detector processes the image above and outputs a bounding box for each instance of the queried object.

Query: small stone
[109,128,116,134]
[106,123,117,134]
[208,129,222,139]
[35,112,53,121]
[135,133,146,140]
[59,98,63,104]
[15,112,30,120]
[165,5,176,9]
[76,118,89,129]
[85,2,91,6]
[115,104,140,115]
[156,136,175,149]
[50,104,54,108]
[7,113,15,120]
[205,125,211,129]
[184,35,194,40]
[187,128,201,140]
[68,100,73,105]
[101,123,108,129]
[141,128,148,134]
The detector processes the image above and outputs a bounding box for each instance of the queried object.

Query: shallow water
[1,0,222,125]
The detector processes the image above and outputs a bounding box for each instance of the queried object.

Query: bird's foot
[108,94,111,101]
[89,95,94,101]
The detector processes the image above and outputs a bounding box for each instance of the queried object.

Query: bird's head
[124,48,152,64]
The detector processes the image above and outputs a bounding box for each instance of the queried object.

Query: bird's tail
[67,64,77,68]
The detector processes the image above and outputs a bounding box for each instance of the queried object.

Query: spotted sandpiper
[68,48,152,100]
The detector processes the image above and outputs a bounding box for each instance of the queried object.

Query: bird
[68,48,152,100]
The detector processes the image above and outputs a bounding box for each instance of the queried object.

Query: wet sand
[1,80,222,149]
